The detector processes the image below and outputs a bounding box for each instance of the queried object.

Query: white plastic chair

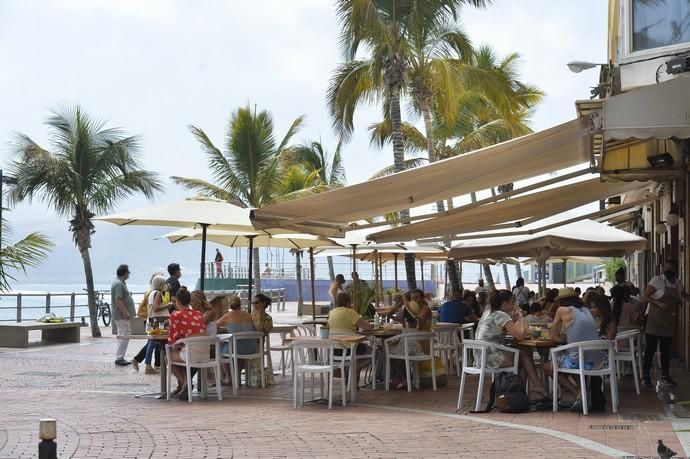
[166,336,222,403]
[457,339,519,411]
[434,327,460,375]
[384,332,436,392]
[614,329,642,396]
[218,331,265,394]
[455,323,476,371]
[292,340,347,409]
[269,330,292,376]
[550,340,618,415]
[333,337,376,391]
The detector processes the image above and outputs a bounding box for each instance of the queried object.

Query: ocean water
[0,283,149,322]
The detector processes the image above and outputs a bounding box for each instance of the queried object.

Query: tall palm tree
[172,105,304,295]
[0,219,53,293]
[288,140,347,281]
[9,106,162,337]
[329,0,490,289]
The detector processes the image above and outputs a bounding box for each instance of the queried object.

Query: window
[632,0,690,51]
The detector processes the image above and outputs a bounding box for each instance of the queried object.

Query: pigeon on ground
[658,439,677,459]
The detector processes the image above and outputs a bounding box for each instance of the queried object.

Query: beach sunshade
[252,117,593,235]
[157,229,339,250]
[367,179,648,243]
[96,195,260,293]
[448,219,647,260]
[95,195,255,231]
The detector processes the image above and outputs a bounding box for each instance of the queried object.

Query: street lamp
[0,169,19,249]
[567,60,607,73]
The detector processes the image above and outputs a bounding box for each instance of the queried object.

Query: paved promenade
[0,323,688,458]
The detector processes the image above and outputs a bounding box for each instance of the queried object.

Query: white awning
[252,117,594,235]
[448,219,647,260]
[368,178,647,243]
[604,75,690,140]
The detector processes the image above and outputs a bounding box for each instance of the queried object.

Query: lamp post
[0,169,19,250]
[566,61,607,73]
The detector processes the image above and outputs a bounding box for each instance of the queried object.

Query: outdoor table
[284,334,366,403]
[515,338,557,387]
[433,322,463,330]
[122,333,169,399]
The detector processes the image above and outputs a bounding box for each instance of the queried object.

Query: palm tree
[172,105,304,295]
[288,140,347,281]
[0,219,53,293]
[9,106,162,337]
[330,0,491,289]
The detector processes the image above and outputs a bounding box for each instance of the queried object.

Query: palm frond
[0,221,53,292]
[170,176,246,207]
[369,158,428,180]
[327,59,380,140]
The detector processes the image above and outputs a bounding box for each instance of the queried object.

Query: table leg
[350,343,357,403]
[158,344,167,399]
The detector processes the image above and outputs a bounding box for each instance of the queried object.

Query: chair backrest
[614,329,641,352]
[397,331,434,357]
[434,327,460,346]
[460,339,491,370]
[552,339,614,371]
[292,340,340,368]
[293,325,315,337]
[230,331,263,357]
[458,323,475,341]
[176,336,219,365]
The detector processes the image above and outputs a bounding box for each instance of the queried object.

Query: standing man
[642,260,688,387]
[166,263,182,298]
[214,249,224,277]
[112,264,135,366]
[475,279,488,295]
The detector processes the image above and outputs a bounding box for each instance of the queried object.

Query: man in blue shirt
[439,291,476,323]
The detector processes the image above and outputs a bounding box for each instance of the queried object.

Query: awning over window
[367,178,647,243]
[251,117,594,235]
[604,76,690,140]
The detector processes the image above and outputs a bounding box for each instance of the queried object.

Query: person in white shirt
[512,277,531,313]
[475,279,488,295]
[642,260,688,387]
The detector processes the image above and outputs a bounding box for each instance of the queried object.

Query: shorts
[558,355,594,370]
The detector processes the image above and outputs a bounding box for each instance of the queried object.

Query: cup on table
[319,327,329,339]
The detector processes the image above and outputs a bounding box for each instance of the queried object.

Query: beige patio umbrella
[157,228,340,321]
[96,195,262,293]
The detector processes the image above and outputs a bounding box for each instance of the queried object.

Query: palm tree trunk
[502,263,511,289]
[327,255,335,282]
[446,260,460,296]
[390,78,416,290]
[482,264,496,294]
[253,247,261,295]
[422,108,445,214]
[294,250,303,316]
[515,262,523,279]
[457,261,464,291]
[78,243,101,338]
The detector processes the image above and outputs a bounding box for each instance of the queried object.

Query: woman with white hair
[141,274,170,374]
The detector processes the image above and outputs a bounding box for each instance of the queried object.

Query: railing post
[16,293,22,322]
[70,293,76,322]
[45,293,51,314]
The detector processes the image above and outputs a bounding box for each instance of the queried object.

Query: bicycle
[84,289,111,326]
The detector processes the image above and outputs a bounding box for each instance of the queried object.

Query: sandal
[178,385,189,401]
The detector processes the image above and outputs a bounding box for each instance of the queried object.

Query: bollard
[38,418,57,459]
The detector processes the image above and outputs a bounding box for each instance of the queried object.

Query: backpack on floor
[470,372,529,413]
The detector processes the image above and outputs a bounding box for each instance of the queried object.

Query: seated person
[543,288,602,412]
[524,303,551,325]
[404,289,432,331]
[328,292,373,380]
[377,292,405,322]
[587,293,615,340]
[463,290,482,318]
[538,288,558,316]
[476,290,548,401]
[216,294,256,386]
[251,294,274,336]
[439,291,477,324]
[168,288,207,400]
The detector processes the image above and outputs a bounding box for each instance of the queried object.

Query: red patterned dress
[168,308,207,362]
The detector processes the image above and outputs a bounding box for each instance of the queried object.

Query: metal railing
[0,287,288,323]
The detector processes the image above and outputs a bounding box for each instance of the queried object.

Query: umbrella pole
[374,250,379,308]
[563,260,567,287]
[199,224,209,291]
[394,253,399,290]
[420,259,425,291]
[350,244,357,273]
[309,247,316,323]
[247,235,255,313]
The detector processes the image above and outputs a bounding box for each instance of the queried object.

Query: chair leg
[300,372,305,407]
[293,372,298,409]
[281,351,286,377]
[631,355,640,396]
[166,351,172,401]
[431,357,437,392]
[186,365,193,404]
[552,368,558,412]
[371,347,376,390]
[457,372,466,411]
[405,359,412,393]
[328,371,333,410]
[385,356,390,392]
[610,373,619,413]
[341,366,347,407]
[260,355,266,389]
[579,372,588,416]
[201,370,208,399]
[475,371,485,412]
[216,362,223,401]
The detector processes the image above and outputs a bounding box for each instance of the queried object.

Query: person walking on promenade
[166,263,182,298]
[214,249,224,277]
[112,264,135,366]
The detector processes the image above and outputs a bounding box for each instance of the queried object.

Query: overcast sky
[0,0,608,287]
